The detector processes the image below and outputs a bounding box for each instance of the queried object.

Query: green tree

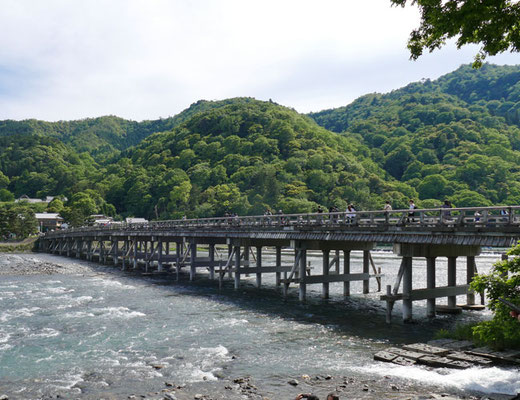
[47,198,64,213]
[471,243,520,349]
[391,0,520,67]
[417,174,449,199]
[0,188,14,202]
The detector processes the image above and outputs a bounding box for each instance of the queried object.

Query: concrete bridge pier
[234,244,241,289]
[299,247,307,302]
[343,250,351,297]
[157,238,163,272]
[388,244,481,323]
[209,244,215,280]
[256,246,262,288]
[447,256,457,308]
[275,246,282,288]
[113,239,119,266]
[426,257,436,318]
[363,250,370,294]
[190,240,197,281]
[467,256,476,306]
[133,238,138,269]
[322,249,330,299]
[175,241,182,281]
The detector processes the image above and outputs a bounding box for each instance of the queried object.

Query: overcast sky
[0,0,518,121]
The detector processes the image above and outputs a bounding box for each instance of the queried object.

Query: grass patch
[0,236,38,253]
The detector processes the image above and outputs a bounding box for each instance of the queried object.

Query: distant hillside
[2,64,520,221]
[0,134,99,198]
[308,64,520,207]
[102,98,414,219]
[0,116,178,161]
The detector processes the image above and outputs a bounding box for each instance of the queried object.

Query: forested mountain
[0,134,99,200]
[309,64,520,207]
[0,116,178,161]
[101,99,414,219]
[1,63,520,225]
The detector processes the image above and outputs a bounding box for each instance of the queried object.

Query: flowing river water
[0,251,519,400]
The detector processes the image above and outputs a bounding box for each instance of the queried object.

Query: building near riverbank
[34,212,63,232]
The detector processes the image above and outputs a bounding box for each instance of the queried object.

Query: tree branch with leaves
[392,0,520,67]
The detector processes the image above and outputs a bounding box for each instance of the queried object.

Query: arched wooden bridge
[39,206,520,322]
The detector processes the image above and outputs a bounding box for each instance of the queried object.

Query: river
[0,251,519,400]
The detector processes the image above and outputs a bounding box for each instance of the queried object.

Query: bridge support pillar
[244,245,250,277]
[66,239,71,257]
[121,240,126,270]
[363,250,370,294]
[447,256,457,308]
[275,246,282,288]
[322,249,330,299]
[209,244,215,280]
[76,240,81,259]
[426,257,436,318]
[343,250,351,297]
[228,244,233,279]
[256,246,262,288]
[113,240,119,266]
[403,256,413,323]
[335,250,340,274]
[234,245,241,289]
[176,241,182,281]
[144,241,149,271]
[98,240,103,263]
[467,256,476,306]
[87,240,92,261]
[299,248,307,302]
[133,238,138,269]
[158,238,163,272]
[190,241,197,281]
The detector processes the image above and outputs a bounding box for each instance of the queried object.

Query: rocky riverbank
[61,373,517,400]
[0,252,101,276]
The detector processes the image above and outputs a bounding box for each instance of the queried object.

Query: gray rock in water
[163,393,177,400]
[288,379,299,386]
[0,395,8,400]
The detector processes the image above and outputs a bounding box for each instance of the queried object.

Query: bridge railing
[44,205,520,237]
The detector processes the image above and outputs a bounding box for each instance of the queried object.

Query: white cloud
[0,0,517,121]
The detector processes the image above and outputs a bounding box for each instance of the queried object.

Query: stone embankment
[375,339,520,369]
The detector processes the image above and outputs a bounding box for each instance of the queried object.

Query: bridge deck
[40,206,518,323]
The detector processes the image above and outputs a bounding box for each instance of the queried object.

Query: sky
[0,0,519,122]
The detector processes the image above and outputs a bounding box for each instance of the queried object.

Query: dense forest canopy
[1,64,519,226]
[103,99,414,219]
[309,64,520,207]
